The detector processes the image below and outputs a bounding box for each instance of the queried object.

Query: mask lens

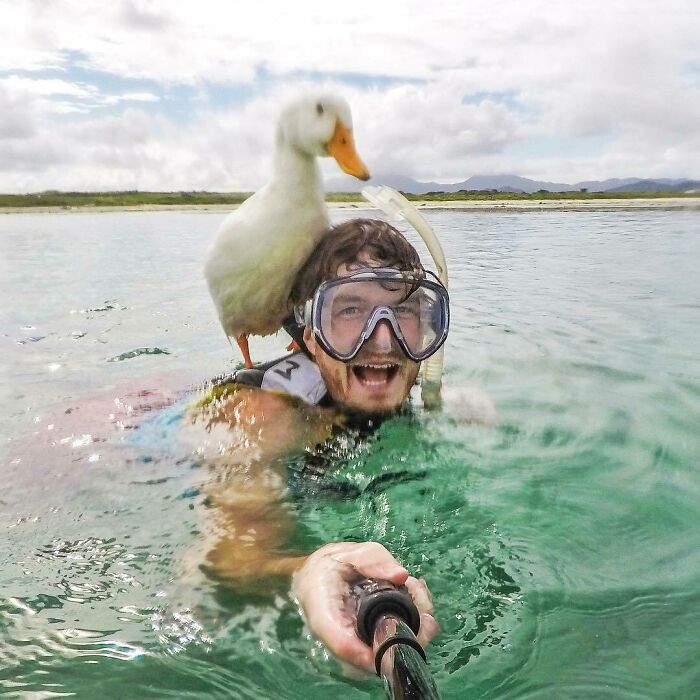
[317,275,446,359]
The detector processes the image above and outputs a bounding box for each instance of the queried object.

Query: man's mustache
[347,354,408,366]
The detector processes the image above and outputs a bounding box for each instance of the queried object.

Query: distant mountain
[456,174,577,193]
[325,172,700,194]
[573,178,642,192]
[604,179,700,193]
[326,172,574,194]
[326,173,444,194]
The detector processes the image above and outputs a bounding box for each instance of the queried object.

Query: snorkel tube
[362,186,448,409]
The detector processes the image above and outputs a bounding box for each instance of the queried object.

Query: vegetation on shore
[0,191,252,208]
[0,189,697,209]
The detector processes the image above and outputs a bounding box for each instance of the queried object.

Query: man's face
[303,258,421,415]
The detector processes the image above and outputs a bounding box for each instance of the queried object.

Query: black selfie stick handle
[353,578,421,645]
[352,577,442,699]
[352,577,426,673]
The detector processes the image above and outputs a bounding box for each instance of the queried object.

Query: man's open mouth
[350,363,400,386]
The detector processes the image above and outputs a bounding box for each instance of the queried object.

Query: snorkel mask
[297,267,449,363]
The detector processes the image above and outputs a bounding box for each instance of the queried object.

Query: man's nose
[366,320,395,353]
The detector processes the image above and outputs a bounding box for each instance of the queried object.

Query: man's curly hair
[289,219,423,307]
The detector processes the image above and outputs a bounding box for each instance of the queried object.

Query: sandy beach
[1,197,699,214]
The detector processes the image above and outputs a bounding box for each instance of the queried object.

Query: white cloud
[101,92,160,105]
[0,76,96,99]
[0,0,699,191]
[326,82,524,182]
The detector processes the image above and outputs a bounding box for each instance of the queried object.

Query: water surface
[1,209,699,698]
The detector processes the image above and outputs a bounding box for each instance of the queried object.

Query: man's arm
[181,384,439,671]
[182,384,335,586]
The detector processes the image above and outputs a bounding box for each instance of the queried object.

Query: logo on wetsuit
[272,359,300,382]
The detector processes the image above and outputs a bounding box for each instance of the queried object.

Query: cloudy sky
[1,0,699,192]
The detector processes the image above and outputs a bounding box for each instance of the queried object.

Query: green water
[1,209,699,698]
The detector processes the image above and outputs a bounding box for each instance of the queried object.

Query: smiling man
[288,218,449,414]
[189,218,448,673]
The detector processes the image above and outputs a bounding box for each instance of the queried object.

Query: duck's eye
[316,103,324,116]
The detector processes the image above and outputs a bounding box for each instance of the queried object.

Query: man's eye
[337,306,360,316]
[394,304,420,318]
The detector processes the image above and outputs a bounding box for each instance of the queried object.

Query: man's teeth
[352,363,398,386]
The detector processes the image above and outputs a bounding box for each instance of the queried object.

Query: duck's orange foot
[236,334,254,369]
[286,340,300,352]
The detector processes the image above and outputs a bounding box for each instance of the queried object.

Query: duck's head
[278,93,370,180]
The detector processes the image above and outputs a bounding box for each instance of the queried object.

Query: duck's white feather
[204,93,365,343]
[205,176,327,337]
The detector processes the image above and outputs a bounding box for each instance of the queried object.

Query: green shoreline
[1,190,699,213]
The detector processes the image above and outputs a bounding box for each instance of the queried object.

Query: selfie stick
[361,186,448,409]
[353,578,442,699]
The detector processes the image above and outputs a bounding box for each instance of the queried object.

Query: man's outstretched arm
[182,385,439,671]
[182,384,333,585]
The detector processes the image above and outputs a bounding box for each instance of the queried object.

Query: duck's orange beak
[326,120,370,181]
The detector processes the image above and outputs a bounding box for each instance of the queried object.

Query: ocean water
[1,208,699,699]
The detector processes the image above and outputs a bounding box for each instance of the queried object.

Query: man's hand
[292,542,439,673]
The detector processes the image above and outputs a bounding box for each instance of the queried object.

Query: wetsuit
[212,315,334,405]
[212,342,424,503]
[217,351,332,407]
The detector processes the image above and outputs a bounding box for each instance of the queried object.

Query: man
[187,218,448,673]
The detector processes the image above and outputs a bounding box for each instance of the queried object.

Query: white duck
[204,93,370,368]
